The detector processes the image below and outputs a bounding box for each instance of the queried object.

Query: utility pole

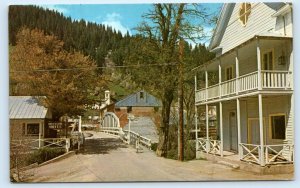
[178,39,184,161]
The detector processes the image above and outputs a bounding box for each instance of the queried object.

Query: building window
[225,66,233,80]
[262,50,274,70]
[127,106,132,113]
[239,3,251,26]
[270,115,286,140]
[27,123,39,135]
[140,91,144,99]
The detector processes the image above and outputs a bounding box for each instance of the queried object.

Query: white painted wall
[221,95,291,151]
[219,3,292,54]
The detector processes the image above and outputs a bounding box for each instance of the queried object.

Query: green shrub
[151,143,158,151]
[27,148,65,165]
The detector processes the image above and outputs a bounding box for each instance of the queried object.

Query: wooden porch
[195,70,292,104]
[196,138,294,166]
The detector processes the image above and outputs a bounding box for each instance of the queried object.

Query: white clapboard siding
[219,3,278,54]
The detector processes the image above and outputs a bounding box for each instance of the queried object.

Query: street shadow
[79,137,128,155]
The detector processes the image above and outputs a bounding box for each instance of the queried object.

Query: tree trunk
[156,89,173,157]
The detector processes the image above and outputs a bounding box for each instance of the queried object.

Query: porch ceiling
[193,35,292,72]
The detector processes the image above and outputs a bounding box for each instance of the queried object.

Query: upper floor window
[239,3,251,26]
[262,50,274,70]
[225,66,233,80]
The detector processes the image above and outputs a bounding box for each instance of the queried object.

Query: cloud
[101,13,131,36]
[40,5,69,14]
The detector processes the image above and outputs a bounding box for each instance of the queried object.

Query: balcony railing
[195,70,292,103]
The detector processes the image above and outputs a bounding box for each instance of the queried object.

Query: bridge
[99,112,156,150]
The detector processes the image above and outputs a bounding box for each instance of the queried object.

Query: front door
[229,111,238,152]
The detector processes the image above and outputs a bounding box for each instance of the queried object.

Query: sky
[40,4,222,44]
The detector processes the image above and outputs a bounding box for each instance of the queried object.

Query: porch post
[195,105,198,152]
[219,102,223,157]
[258,94,265,166]
[205,69,208,101]
[235,50,240,94]
[218,59,222,98]
[195,75,199,152]
[206,104,210,153]
[256,38,262,90]
[236,98,241,159]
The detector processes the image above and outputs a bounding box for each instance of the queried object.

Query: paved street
[25,132,293,182]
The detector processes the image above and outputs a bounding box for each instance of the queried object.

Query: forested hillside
[9,5,128,71]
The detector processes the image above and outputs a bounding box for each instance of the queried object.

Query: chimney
[105,90,110,105]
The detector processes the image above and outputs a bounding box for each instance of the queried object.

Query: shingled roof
[9,96,51,119]
[115,90,161,107]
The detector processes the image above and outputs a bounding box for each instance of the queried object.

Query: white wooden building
[194,3,293,167]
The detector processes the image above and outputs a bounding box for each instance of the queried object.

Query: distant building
[9,96,53,139]
[114,90,161,127]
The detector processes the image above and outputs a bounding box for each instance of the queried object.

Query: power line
[9,62,177,73]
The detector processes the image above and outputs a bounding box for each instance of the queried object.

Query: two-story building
[194,3,293,172]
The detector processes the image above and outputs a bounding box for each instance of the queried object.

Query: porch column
[206,104,210,153]
[218,59,222,98]
[235,50,240,94]
[256,38,262,90]
[258,94,265,166]
[236,98,241,159]
[219,102,223,157]
[205,69,208,101]
[194,75,199,152]
[195,105,198,152]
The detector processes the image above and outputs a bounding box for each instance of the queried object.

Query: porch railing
[207,84,219,99]
[239,71,258,92]
[240,143,294,165]
[240,143,261,164]
[197,138,221,155]
[195,70,292,103]
[265,144,294,164]
[197,138,207,152]
[261,70,292,89]
[221,78,236,96]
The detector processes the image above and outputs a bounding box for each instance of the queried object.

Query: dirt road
[25,132,293,182]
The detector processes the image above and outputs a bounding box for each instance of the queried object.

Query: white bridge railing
[123,130,152,149]
[195,70,292,103]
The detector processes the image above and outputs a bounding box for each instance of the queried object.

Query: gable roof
[115,90,161,107]
[209,2,287,52]
[9,96,50,119]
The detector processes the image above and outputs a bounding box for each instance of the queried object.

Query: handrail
[261,70,292,73]
[221,77,237,84]
[238,71,258,79]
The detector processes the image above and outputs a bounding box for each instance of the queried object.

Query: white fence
[197,138,221,155]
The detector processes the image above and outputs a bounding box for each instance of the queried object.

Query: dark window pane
[27,123,39,135]
[271,115,285,139]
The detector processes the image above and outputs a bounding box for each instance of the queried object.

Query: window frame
[26,123,40,136]
[225,65,234,81]
[261,49,275,71]
[238,3,252,26]
[269,113,286,140]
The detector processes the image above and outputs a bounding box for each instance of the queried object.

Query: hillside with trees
[9,4,216,158]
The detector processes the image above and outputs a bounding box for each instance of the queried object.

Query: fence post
[66,138,70,153]
[38,133,41,149]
